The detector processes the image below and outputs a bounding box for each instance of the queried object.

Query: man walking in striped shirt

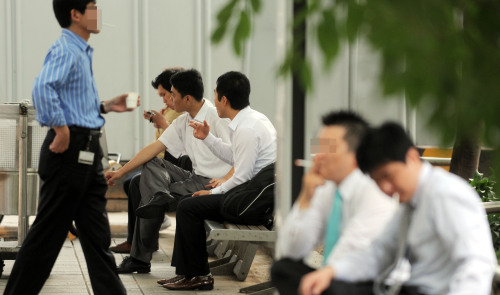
[4,1,132,294]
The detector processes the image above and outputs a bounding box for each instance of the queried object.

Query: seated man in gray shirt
[299,122,497,295]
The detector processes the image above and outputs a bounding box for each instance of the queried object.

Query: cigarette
[295,159,313,168]
[103,22,116,28]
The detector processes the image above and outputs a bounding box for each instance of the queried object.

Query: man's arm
[434,188,496,294]
[206,167,235,189]
[190,120,233,165]
[32,48,74,153]
[105,140,165,185]
[49,126,70,153]
[101,94,141,113]
[277,170,331,259]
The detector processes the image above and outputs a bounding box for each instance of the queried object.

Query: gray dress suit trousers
[131,157,210,263]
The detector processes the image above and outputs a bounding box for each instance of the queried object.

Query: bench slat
[206,220,276,242]
[483,201,500,214]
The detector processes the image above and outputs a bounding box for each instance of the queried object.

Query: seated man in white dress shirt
[299,122,497,295]
[158,71,277,291]
[105,69,233,273]
[271,111,397,295]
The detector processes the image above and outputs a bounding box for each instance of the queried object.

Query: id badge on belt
[78,135,95,165]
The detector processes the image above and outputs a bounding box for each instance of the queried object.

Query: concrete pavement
[0,212,272,294]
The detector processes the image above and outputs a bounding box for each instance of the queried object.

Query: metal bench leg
[240,281,276,295]
[214,240,230,259]
[209,254,238,276]
[206,239,218,256]
[233,242,259,281]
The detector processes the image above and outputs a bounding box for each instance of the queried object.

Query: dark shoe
[163,274,214,291]
[110,241,132,254]
[136,192,177,219]
[117,256,151,274]
[157,274,186,285]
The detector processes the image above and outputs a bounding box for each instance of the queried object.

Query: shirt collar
[410,161,433,208]
[228,106,251,131]
[191,98,210,122]
[62,29,91,52]
[336,168,364,201]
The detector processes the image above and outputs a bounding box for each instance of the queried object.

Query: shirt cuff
[330,259,353,282]
[203,132,217,146]
[211,186,222,195]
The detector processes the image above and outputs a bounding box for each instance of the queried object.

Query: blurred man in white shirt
[299,122,496,295]
[271,111,396,295]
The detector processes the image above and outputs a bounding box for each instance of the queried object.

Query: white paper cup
[126,92,139,109]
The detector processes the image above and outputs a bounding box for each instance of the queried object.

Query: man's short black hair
[321,110,369,152]
[151,67,184,90]
[53,0,95,28]
[215,71,250,110]
[170,69,204,102]
[356,122,416,174]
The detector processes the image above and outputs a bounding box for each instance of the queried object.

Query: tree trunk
[449,131,481,180]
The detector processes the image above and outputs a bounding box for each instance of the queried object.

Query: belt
[68,126,102,137]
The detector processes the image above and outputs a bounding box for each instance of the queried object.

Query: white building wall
[1,0,441,161]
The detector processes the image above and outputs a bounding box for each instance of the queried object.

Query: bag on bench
[220,162,275,225]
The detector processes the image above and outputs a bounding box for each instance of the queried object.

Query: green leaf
[233,10,252,56]
[217,0,238,23]
[211,25,228,44]
[317,10,339,67]
[346,1,364,43]
[250,0,261,13]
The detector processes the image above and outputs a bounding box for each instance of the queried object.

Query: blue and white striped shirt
[32,29,105,128]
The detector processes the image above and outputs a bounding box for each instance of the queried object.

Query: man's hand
[205,178,226,188]
[299,267,335,295]
[103,94,141,113]
[192,190,211,197]
[188,120,210,140]
[50,126,70,153]
[297,161,325,209]
[105,170,123,186]
[151,110,169,129]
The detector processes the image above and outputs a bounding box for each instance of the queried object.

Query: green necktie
[323,189,342,265]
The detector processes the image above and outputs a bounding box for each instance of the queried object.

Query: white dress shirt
[333,162,497,295]
[277,169,397,266]
[158,99,232,179]
[202,106,277,194]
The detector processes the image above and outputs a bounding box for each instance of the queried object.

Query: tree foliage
[212,0,500,175]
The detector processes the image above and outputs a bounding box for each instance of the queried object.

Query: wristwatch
[100,101,107,114]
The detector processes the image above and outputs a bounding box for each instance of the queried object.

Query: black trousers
[4,129,125,295]
[271,258,424,295]
[124,171,141,243]
[171,194,225,276]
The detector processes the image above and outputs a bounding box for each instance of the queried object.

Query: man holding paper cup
[4,1,137,294]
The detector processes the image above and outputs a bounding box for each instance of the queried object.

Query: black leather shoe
[163,274,214,291]
[117,256,151,274]
[136,192,177,219]
[157,274,186,285]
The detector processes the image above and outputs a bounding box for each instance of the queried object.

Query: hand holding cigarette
[189,120,210,140]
